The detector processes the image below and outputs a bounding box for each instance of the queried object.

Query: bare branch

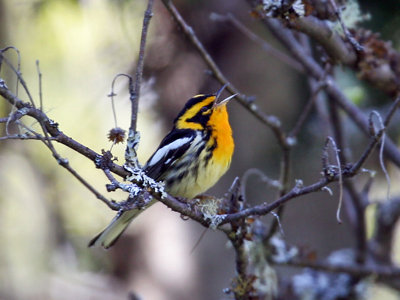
[130,0,154,132]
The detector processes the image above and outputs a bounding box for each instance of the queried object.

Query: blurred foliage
[361,0,400,45]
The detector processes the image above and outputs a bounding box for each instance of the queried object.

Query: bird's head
[174,85,236,130]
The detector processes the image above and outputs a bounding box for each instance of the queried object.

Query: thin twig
[221,177,332,225]
[327,0,364,52]
[2,50,51,152]
[130,0,154,132]
[324,137,343,223]
[1,47,21,136]
[36,60,43,111]
[189,228,208,254]
[0,48,35,108]
[124,0,154,168]
[370,111,391,201]
[350,97,400,174]
[266,144,290,239]
[60,161,120,210]
[289,79,327,138]
[0,46,21,97]
[0,134,56,141]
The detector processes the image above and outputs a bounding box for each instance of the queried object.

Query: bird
[89,85,236,249]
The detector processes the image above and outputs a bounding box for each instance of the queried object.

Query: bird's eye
[201,106,210,114]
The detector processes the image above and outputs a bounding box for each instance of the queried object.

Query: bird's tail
[88,200,156,249]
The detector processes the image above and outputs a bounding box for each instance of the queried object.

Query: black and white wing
[144,128,196,180]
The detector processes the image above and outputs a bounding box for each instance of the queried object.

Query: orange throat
[209,105,234,166]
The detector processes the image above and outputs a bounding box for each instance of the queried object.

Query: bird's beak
[214,93,237,107]
[214,83,236,107]
[215,83,229,100]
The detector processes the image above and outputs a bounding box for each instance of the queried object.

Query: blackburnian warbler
[89,86,235,248]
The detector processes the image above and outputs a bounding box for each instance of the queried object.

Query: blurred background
[0,0,400,299]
